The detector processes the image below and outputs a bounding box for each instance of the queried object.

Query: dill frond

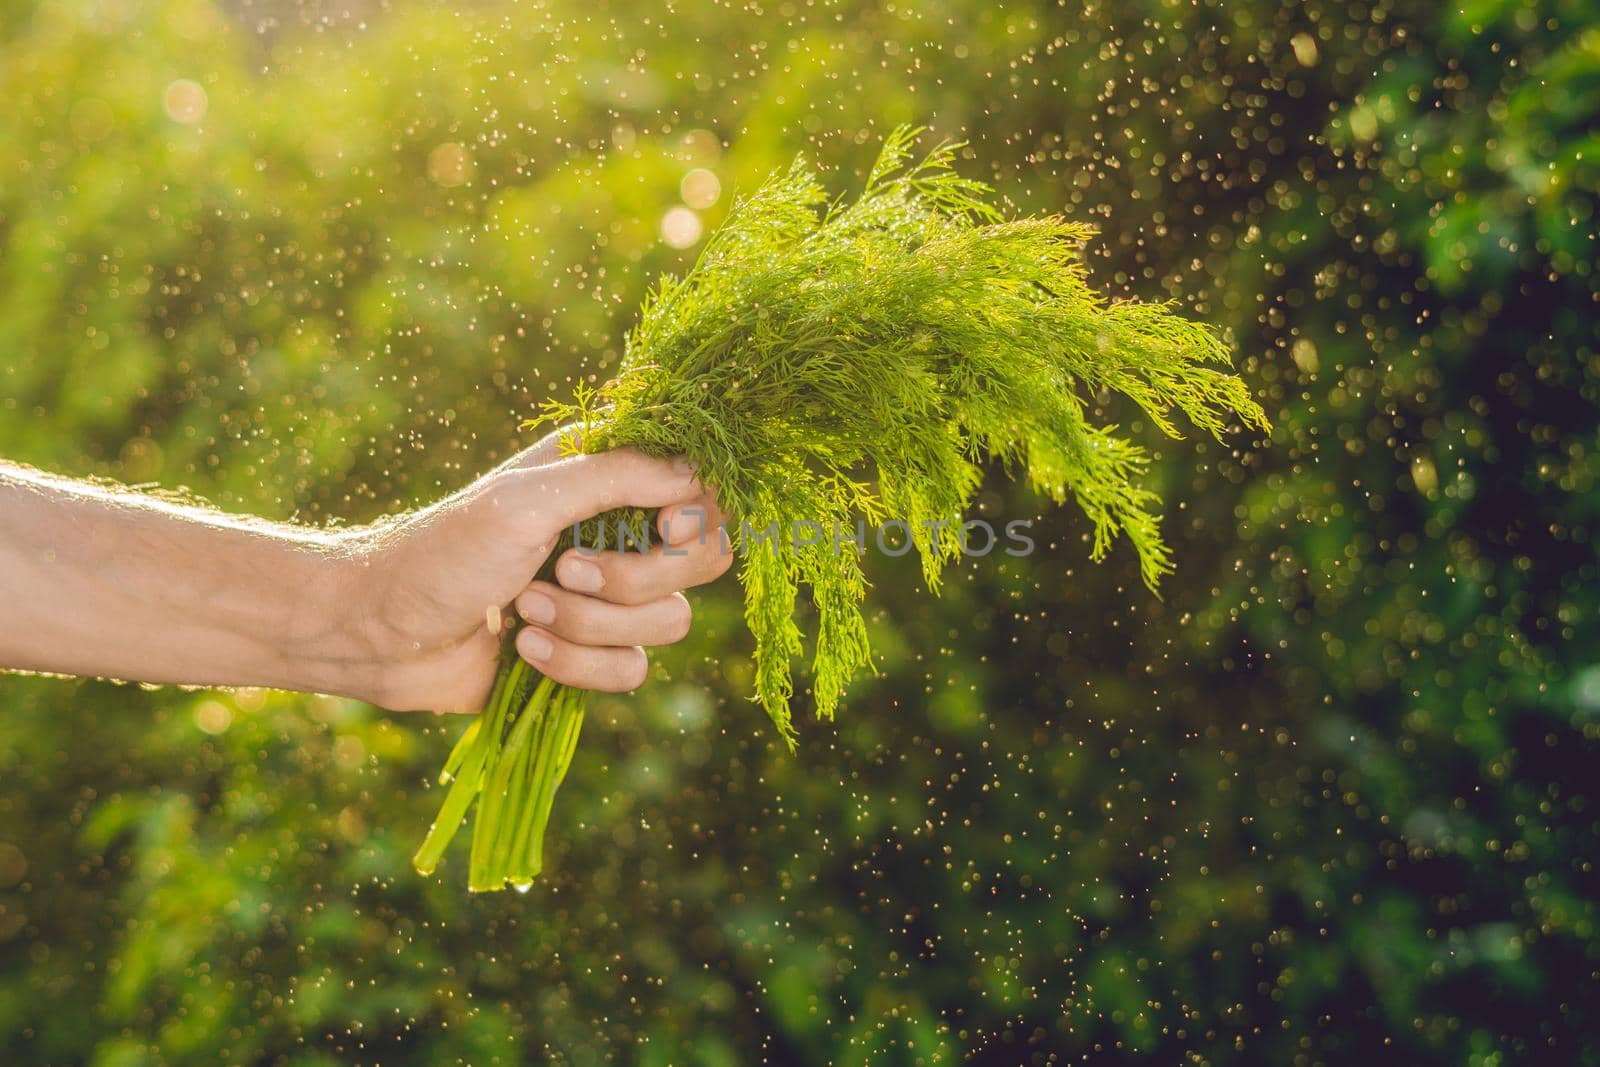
[548,126,1267,734]
[419,127,1268,888]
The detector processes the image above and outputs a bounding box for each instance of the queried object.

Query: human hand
[339,433,731,714]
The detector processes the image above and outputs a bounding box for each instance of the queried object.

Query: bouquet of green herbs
[413,127,1267,891]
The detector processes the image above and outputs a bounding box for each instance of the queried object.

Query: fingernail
[559,557,605,593]
[519,630,553,663]
[519,591,556,625]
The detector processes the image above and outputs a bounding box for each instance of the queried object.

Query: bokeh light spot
[163,79,207,124]
[1291,338,1320,374]
[679,128,720,165]
[427,142,473,187]
[660,206,702,249]
[680,168,721,210]
[1291,32,1320,67]
[194,699,232,735]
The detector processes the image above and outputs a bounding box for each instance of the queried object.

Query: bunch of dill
[413,127,1268,891]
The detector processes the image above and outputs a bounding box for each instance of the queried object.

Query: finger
[507,448,705,532]
[656,493,730,546]
[514,626,649,693]
[515,583,692,648]
[554,527,733,606]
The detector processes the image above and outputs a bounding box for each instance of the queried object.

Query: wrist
[279,531,387,705]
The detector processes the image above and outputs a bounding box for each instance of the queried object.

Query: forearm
[0,463,373,699]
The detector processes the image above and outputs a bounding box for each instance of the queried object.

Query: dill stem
[501,683,556,882]
[411,658,516,875]
[469,671,548,890]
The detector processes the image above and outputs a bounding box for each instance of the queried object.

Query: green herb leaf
[418,126,1267,890]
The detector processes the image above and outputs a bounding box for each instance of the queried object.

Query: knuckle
[585,652,634,693]
[695,538,733,579]
[621,649,649,691]
[561,596,601,638]
[599,446,644,483]
[666,595,693,641]
[480,469,524,512]
[609,566,651,605]
[508,466,549,498]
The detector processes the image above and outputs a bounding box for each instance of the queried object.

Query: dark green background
[2,0,1597,1063]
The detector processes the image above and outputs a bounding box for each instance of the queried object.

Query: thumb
[511,448,705,533]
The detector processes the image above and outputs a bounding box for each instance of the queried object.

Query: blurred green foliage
[2,0,1597,1063]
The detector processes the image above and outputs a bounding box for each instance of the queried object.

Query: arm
[0,462,363,699]
[0,442,731,712]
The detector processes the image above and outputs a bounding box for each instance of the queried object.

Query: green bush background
[2,0,1597,1063]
